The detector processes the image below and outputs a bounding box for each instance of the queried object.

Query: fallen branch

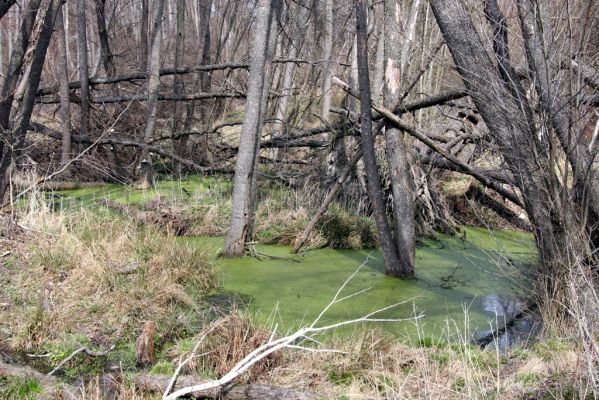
[35,58,337,97]
[47,344,116,376]
[162,255,419,399]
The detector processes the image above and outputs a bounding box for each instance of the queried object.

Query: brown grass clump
[168,314,281,383]
[1,206,218,361]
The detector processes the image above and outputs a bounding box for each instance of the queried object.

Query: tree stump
[136,321,157,367]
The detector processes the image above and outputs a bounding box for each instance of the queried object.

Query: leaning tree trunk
[0,0,63,201]
[224,0,278,257]
[138,0,165,189]
[355,0,403,277]
[383,0,417,276]
[428,0,588,286]
[93,0,115,77]
[0,0,42,201]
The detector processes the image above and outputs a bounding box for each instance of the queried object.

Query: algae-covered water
[184,230,535,341]
[53,179,537,341]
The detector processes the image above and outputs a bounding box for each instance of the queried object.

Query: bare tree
[383,0,418,276]
[224,0,280,257]
[139,0,166,189]
[76,0,90,137]
[355,0,403,276]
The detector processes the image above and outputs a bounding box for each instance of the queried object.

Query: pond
[183,228,536,343]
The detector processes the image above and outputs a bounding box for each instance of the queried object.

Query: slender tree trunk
[383,0,416,275]
[320,0,333,121]
[0,0,63,200]
[355,0,403,276]
[182,0,212,165]
[93,0,114,77]
[224,0,278,257]
[172,0,185,176]
[272,1,308,159]
[76,0,90,138]
[56,7,71,167]
[139,0,165,189]
[140,0,148,71]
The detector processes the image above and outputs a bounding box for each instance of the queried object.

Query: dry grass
[1,198,218,366]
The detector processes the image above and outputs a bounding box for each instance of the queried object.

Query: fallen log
[36,91,245,104]
[0,360,78,400]
[134,374,319,400]
[35,58,333,97]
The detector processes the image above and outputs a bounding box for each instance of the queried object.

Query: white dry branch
[162,254,421,399]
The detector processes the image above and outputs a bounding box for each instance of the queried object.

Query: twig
[47,344,116,376]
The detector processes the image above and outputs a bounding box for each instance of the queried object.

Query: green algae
[182,228,536,340]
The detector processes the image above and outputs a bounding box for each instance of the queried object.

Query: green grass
[0,377,43,400]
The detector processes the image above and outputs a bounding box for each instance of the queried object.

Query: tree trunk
[183,0,213,165]
[172,0,186,176]
[383,0,416,276]
[355,0,403,276]
[320,0,333,121]
[428,0,587,284]
[272,1,308,159]
[0,0,64,201]
[76,0,90,138]
[140,0,148,71]
[93,0,115,77]
[56,7,71,167]
[138,0,165,189]
[224,0,278,257]
[0,0,43,201]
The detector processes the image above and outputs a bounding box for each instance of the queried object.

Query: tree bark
[224,0,278,257]
[138,0,165,189]
[355,0,403,277]
[383,0,416,276]
[172,0,186,175]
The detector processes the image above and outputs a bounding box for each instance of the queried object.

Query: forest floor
[0,176,594,399]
